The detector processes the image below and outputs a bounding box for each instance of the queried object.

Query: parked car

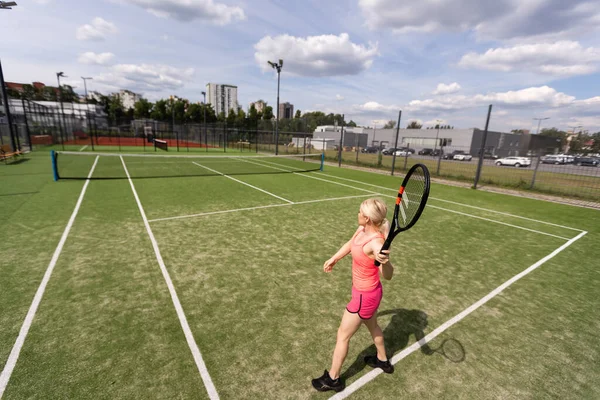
[381,147,398,155]
[444,150,472,161]
[495,156,531,167]
[418,148,433,155]
[541,155,567,164]
[574,157,599,167]
[483,152,499,159]
[432,149,443,157]
[360,146,379,154]
[394,150,411,157]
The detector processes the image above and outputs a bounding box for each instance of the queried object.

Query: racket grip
[374,240,392,267]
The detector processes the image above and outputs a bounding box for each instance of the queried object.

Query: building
[278,102,294,119]
[118,90,142,110]
[206,83,238,117]
[249,100,266,113]
[313,127,562,157]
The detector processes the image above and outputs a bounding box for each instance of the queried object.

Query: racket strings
[398,168,427,228]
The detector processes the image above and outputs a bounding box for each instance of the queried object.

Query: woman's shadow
[341,308,433,381]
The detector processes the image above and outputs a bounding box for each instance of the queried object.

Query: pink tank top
[351,227,385,291]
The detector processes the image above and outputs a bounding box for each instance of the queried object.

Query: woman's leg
[329,310,362,379]
[363,314,387,361]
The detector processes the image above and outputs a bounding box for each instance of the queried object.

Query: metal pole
[82,77,94,151]
[0,59,18,151]
[275,68,280,155]
[403,143,409,170]
[530,153,541,189]
[338,115,344,168]
[21,97,32,150]
[391,110,402,175]
[56,73,67,150]
[473,104,493,189]
[202,92,207,152]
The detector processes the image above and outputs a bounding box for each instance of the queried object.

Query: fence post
[390,110,402,175]
[473,104,493,189]
[21,97,32,151]
[338,115,345,167]
[0,59,17,151]
[530,153,541,189]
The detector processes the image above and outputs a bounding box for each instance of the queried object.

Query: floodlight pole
[268,60,283,155]
[533,117,549,135]
[434,119,442,153]
[56,72,67,150]
[202,91,207,152]
[81,76,94,150]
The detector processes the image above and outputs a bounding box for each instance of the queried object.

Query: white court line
[329,230,588,400]
[120,156,219,400]
[238,159,575,240]
[0,156,99,399]
[313,172,585,233]
[78,145,88,152]
[192,161,293,204]
[148,194,377,223]
[238,157,380,196]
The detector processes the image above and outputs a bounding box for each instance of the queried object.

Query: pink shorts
[346,282,383,320]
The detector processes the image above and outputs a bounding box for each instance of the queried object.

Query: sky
[1,0,599,132]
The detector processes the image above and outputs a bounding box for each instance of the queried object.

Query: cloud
[120,0,245,24]
[459,41,600,77]
[78,52,115,65]
[254,33,378,77]
[76,17,118,41]
[406,86,576,114]
[356,101,400,112]
[336,94,344,101]
[94,63,194,92]
[433,82,461,95]
[359,0,600,41]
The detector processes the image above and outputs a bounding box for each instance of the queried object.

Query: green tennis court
[1,150,598,399]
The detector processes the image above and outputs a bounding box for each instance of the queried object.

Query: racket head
[439,338,466,363]
[394,163,431,232]
[374,164,430,266]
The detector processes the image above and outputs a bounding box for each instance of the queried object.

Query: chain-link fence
[320,130,599,205]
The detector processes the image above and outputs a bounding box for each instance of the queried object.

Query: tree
[511,129,525,134]
[108,94,125,124]
[60,85,79,103]
[347,120,357,127]
[263,105,274,120]
[407,121,422,129]
[295,109,302,119]
[590,132,600,153]
[217,111,226,122]
[248,104,258,123]
[134,98,153,119]
[236,108,246,126]
[185,102,203,123]
[383,120,396,129]
[226,109,236,125]
[150,99,168,121]
[540,127,568,148]
[21,84,35,100]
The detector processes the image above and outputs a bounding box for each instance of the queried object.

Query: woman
[312,198,395,393]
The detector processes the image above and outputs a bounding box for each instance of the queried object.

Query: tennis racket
[375,163,430,266]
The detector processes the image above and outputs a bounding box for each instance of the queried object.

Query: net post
[51,150,59,181]
[320,153,324,171]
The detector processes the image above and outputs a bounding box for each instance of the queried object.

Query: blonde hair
[360,198,390,236]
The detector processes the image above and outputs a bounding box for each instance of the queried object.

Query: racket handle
[374,240,392,267]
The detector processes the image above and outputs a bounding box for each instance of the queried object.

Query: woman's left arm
[370,239,394,280]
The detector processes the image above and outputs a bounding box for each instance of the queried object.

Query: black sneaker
[311,370,345,392]
[364,355,394,373]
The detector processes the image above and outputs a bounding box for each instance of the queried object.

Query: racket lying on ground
[375,163,431,266]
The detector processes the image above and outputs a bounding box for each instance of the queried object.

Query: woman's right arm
[324,227,362,273]
[323,239,353,273]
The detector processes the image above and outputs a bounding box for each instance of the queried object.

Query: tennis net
[51,151,324,180]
